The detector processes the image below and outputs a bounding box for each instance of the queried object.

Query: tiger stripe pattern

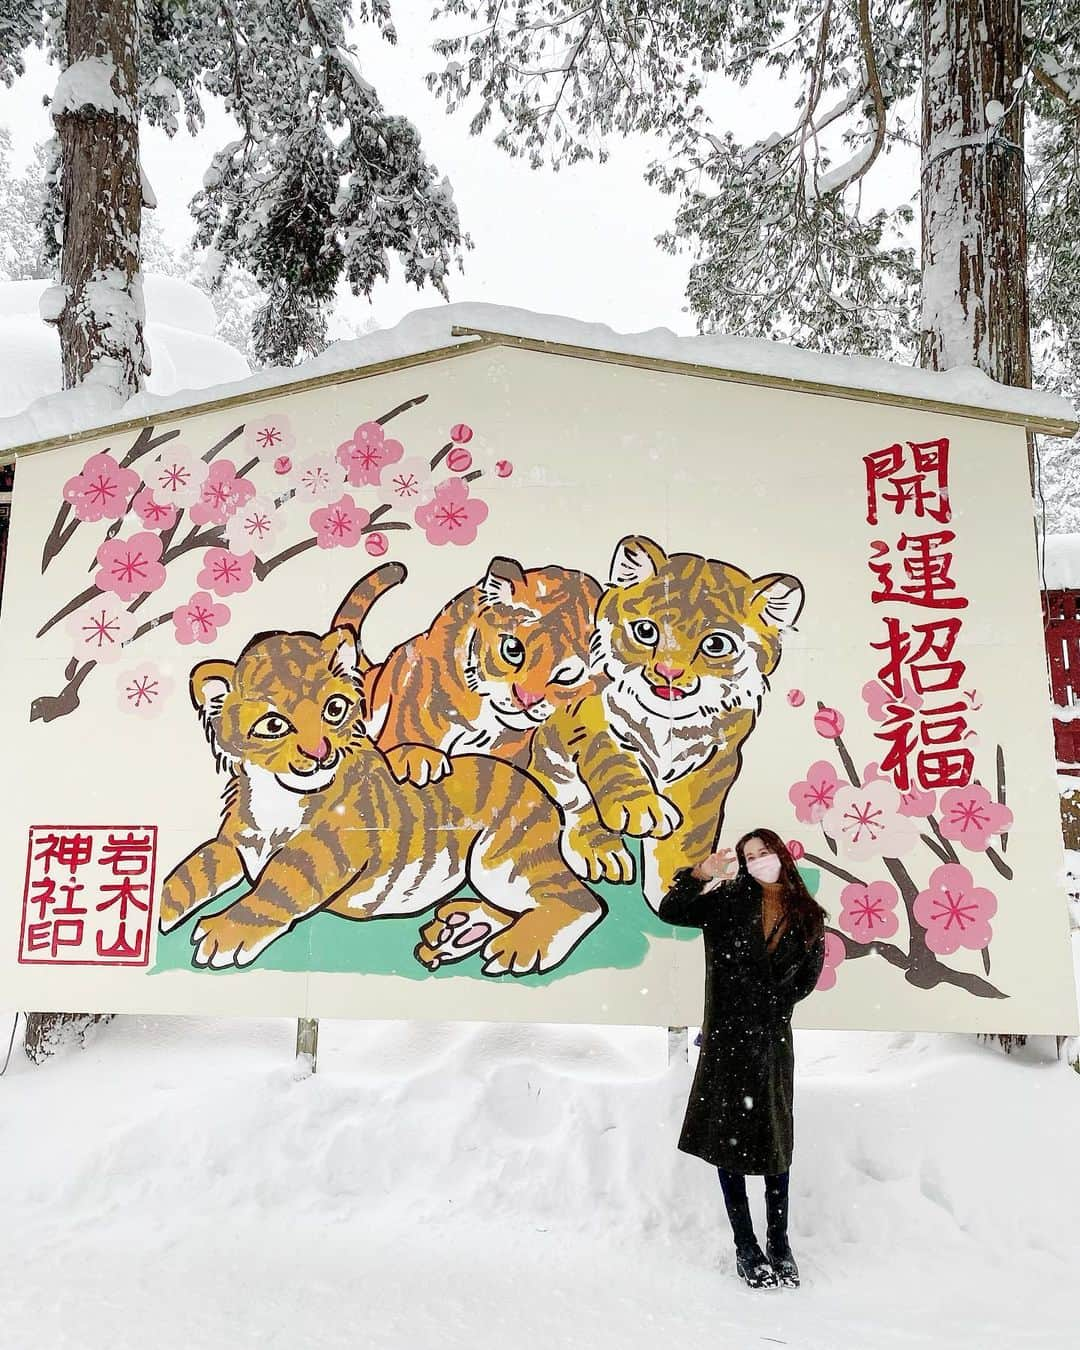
[529,535,804,909]
[159,573,606,974]
[337,556,602,787]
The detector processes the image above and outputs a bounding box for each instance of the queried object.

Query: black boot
[718,1167,779,1289]
[736,1240,780,1289]
[765,1171,799,1288]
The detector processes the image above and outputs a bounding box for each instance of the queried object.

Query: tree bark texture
[920,0,1031,387]
[54,0,147,399]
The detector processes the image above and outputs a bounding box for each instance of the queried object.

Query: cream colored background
[1,344,1076,1032]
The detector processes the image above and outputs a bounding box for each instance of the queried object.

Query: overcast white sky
[0,11,795,340]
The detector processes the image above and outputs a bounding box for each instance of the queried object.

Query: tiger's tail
[330,562,408,679]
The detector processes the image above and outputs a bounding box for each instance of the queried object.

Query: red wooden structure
[1046,587,1080,774]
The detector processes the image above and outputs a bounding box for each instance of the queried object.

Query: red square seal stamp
[18,826,158,966]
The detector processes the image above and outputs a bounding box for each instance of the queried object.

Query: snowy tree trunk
[51,0,147,399]
[919,0,1031,388]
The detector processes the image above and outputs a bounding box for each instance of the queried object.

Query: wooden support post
[667,1025,688,1065]
[296,1017,319,1074]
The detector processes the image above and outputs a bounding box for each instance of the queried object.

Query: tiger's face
[191,629,368,793]
[594,535,804,722]
[466,559,603,732]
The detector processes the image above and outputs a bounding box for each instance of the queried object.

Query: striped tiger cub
[158,565,606,975]
[529,535,804,909]
[335,556,602,787]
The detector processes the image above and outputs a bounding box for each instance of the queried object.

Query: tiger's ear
[327,628,361,679]
[190,661,235,718]
[609,535,668,588]
[326,628,369,717]
[753,574,805,630]
[479,556,527,606]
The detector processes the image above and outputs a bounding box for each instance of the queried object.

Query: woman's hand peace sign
[693,847,739,883]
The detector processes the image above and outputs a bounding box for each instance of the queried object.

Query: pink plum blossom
[117,663,173,717]
[336,421,404,487]
[131,488,178,532]
[838,881,901,942]
[151,445,207,508]
[94,532,167,602]
[813,706,845,738]
[862,762,936,818]
[379,456,435,509]
[788,760,842,824]
[310,494,369,549]
[197,547,255,597]
[225,497,281,558]
[937,785,1014,851]
[245,411,295,458]
[913,863,997,954]
[65,601,136,664]
[822,780,918,860]
[62,453,140,522]
[173,592,231,645]
[861,678,923,722]
[787,839,805,861]
[365,532,389,557]
[816,932,846,991]
[414,479,489,547]
[292,452,346,502]
[189,459,256,526]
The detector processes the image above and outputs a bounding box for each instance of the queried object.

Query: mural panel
[0,341,1074,1031]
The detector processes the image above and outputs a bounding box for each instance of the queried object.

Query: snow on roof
[1046,535,1080,591]
[0,276,247,434]
[1,301,1076,457]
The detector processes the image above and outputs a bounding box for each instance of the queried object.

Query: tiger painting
[528,535,804,908]
[335,556,602,787]
[158,566,606,976]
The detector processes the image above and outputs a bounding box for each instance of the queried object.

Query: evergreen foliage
[0,0,468,366]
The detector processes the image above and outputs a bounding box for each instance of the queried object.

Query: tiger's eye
[323,694,352,725]
[630,619,659,646]
[250,712,292,739]
[701,632,738,658]
[500,634,525,666]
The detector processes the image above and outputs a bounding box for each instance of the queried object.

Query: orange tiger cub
[336,556,602,786]
[529,535,804,909]
[158,569,606,976]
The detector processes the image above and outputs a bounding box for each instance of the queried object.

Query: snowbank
[0,1015,1076,1348]
[0,275,246,428]
[1046,534,1080,591]
[0,301,1073,455]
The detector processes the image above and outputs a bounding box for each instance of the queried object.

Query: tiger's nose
[299,736,330,763]
[512,683,545,710]
[655,662,685,681]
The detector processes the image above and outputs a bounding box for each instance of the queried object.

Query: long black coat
[659,868,825,1176]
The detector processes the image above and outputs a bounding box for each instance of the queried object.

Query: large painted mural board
[0,333,1076,1032]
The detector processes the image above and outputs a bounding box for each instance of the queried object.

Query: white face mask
[746,854,782,885]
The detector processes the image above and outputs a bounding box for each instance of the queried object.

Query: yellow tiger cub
[158,566,605,975]
[529,535,804,909]
[335,556,602,787]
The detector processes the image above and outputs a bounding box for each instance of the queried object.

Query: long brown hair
[734,827,827,941]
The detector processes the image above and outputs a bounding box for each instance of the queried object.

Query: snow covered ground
[1,1013,1077,1350]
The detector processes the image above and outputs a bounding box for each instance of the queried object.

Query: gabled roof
[2,302,1076,464]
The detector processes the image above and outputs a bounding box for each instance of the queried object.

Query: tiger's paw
[480,905,600,977]
[415,899,510,971]
[190,908,280,970]
[564,821,635,884]
[159,877,197,933]
[385,743,452,787]
[598,789,682,840]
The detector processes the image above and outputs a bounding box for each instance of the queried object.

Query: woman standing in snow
[658,829,826,1290]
